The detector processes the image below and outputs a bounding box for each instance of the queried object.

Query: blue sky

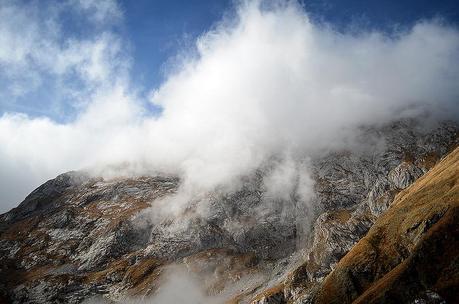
[119,0,233,90]
[1,0,458,122]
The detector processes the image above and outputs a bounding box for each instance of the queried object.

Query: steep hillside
[249,140,459,304]
[314,146,459,304]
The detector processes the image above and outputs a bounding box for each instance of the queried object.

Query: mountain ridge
[0,120,457,303]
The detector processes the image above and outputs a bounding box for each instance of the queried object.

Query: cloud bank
[1,1,459,211]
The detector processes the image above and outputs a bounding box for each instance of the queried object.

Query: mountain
[250,135,459,304]
[315,135,459,303]
[0,120,457,304]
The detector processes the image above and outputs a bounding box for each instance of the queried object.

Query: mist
[1,0,459,212]
[82,265,228,304]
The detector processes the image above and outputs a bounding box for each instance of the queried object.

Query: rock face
[0,120,457,304]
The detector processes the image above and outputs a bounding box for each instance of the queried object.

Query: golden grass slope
[315,146,459,304]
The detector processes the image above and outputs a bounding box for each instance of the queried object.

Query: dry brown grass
[329,209,352,223]
[1,216,40,241]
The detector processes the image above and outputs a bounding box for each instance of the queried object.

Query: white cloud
[70,0,122,24]
[82,265,221,304]
[0,1,459,212]
[0,0,126,101]
[149,266,219,304]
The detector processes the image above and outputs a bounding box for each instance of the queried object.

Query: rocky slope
[250,144,459,304]
[0,120,457,303]
[315,145,459,304]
